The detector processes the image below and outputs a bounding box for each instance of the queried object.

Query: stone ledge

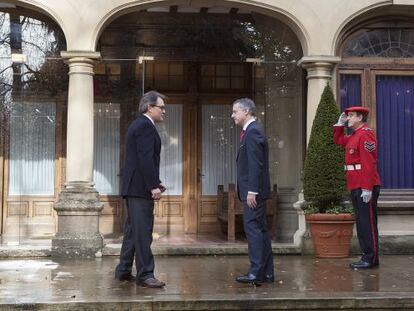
[103,242,302,256]
[380,235,414,254]
[302,235,414,255]
[2,296,414,311]
[0,246,51,258]
[0,243,301,258]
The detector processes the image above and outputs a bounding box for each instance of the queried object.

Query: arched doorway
[0,6,67,244]
[337,17,414,193]
[96,4,305,240]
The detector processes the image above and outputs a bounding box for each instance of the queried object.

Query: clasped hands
[151,184,167,200]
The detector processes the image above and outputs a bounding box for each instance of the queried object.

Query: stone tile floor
[0,255,413,310]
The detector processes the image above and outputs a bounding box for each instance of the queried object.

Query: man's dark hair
[356,112,368,123]
[233,98,256,117]
[138,91,167,114]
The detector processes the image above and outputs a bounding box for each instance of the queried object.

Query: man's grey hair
[138,91,167,114]
[233,98,256,117]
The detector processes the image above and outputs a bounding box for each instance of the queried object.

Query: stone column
[52,51,103,257]
[298,56,341,144]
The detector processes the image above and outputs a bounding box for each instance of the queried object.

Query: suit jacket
[121,115,161,199]
[236,120,271,201]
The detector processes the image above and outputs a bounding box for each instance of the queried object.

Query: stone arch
[7,0,68,47]
[332,2,406,56]
[91,0,310,55]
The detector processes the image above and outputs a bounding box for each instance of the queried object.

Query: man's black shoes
[261,275,274,283]
[115,273,135,282]
[350,260,379,269]
[236,273,261,285]
[138,277,166,288]
[236,273,275,285]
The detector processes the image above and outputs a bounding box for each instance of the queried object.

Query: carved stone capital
[298,56,341,80]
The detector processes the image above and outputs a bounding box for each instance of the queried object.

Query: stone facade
[1,0,414,255]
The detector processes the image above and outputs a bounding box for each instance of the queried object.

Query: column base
[52,232,103,258]
[52,182,103,258]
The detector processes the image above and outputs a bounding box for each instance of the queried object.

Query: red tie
[240,130,245,142]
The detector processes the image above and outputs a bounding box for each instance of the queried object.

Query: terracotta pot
[306,213,355,258]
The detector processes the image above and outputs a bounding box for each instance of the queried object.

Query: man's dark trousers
[350,185,380,265]
[243,199,274,279]
[116,197,155,282]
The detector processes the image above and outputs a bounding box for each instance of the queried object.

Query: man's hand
[335,112,348,126]
[361,189,372,203]
[159,184,167,193]
[151,188,162,200]
[246,193,257,209]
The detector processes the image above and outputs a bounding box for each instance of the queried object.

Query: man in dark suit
[115,91,167,288]
[232,98,274,285]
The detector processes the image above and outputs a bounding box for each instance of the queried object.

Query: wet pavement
[0,255,414,310]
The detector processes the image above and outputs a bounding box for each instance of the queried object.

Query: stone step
[2,297,414,310]
[103,242,301,256]
[0,242,301,258]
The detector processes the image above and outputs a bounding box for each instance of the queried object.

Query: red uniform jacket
[333,124,381,191]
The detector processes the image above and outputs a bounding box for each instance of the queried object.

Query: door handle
[197,169,205,182]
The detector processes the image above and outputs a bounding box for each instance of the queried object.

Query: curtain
[9,102,55,195]
[202,105,239,195]
[156,104,183,195]
[376,75,414,189]
[93,103,120,195]
[339,74,361,111]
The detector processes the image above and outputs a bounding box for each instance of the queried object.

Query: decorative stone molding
[61,51,101,59]
[298,56,341,80]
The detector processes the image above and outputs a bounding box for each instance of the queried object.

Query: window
[376,75,414,189]
[93,103,120,195]
[9,102,56,195]
[200,63,248,91]
[156,104,183,195]
[339,74,362,111]
[201,105,239,195]
[343,28,414,58]
[144,62,186,91]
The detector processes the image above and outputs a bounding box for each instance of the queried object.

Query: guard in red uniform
[333,106,381,269]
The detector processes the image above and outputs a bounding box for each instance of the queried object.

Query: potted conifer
[303,84,354,258]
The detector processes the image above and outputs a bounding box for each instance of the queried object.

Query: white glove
[335,112,348,126]
[361,189,372,203]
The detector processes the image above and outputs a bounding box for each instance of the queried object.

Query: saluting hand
[336,112,348,126]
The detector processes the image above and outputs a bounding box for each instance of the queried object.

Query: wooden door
[1,99,64,241]
[196,96,242,234]
[149,62,251,236]
[151,95,195,234]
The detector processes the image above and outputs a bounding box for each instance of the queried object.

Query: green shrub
[303,84,347,214]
